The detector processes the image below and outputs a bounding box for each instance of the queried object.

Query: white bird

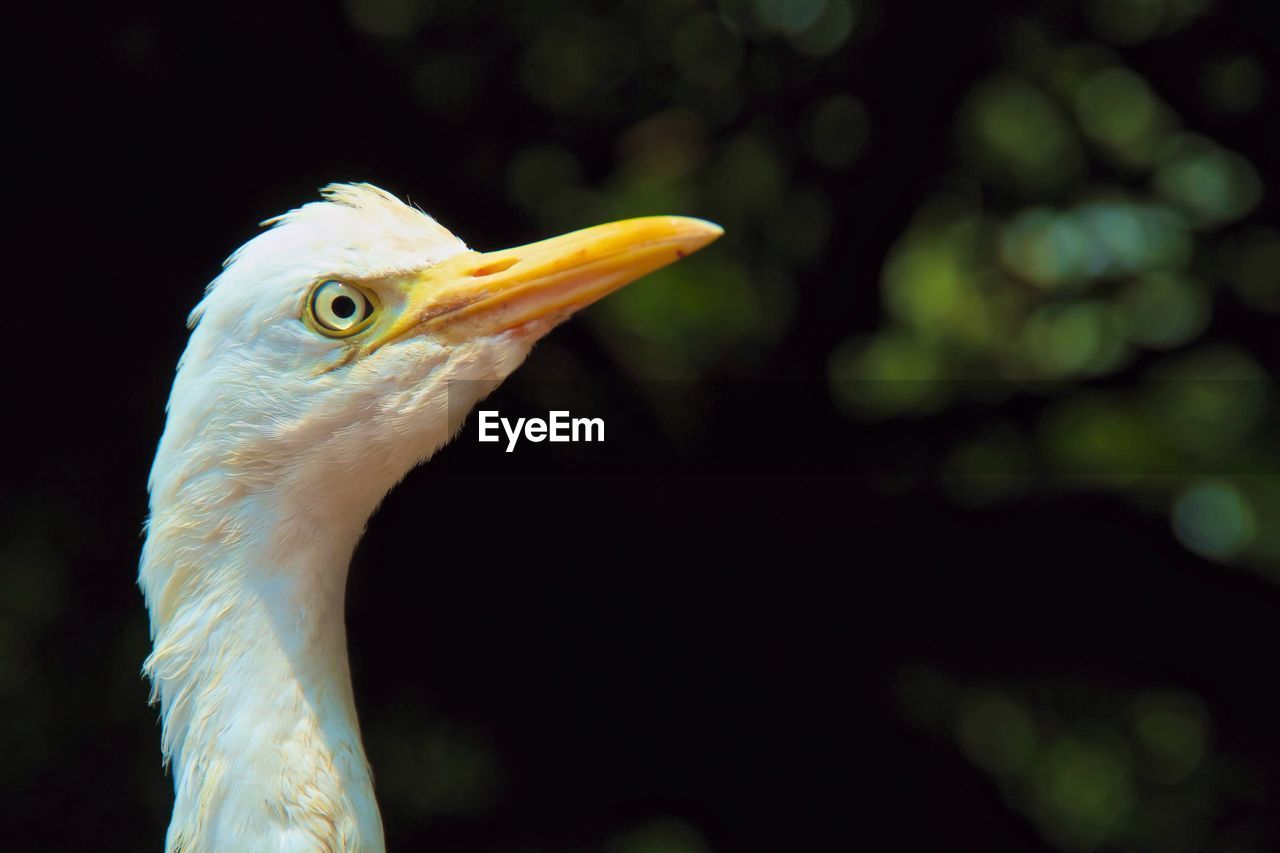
[139,183,721,852]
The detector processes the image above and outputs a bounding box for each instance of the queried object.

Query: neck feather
[140,490,384,853]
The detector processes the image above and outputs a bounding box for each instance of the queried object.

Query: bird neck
[140,491,385,852]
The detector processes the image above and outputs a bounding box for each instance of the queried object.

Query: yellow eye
[310,281,374,335]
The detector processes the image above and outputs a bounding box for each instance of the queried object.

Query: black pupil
[331,294,357,320]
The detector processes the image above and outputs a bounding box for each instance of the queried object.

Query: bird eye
[309,281,374,335]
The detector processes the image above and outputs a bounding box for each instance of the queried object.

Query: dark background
[9,0,1280,850]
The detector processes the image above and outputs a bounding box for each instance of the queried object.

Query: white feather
[140,184,536,852]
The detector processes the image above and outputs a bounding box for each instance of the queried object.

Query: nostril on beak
[470,257,519,277]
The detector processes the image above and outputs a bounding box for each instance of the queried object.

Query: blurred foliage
[818,7,1279,578]
[369,718,502,818]
[604,818,711,853]
[897,666,1223,853]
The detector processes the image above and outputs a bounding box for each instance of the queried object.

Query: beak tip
[680,216,725,251]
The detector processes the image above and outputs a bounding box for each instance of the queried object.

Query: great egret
[139,183,721,851]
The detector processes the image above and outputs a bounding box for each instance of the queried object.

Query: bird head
[150,183,720,533]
